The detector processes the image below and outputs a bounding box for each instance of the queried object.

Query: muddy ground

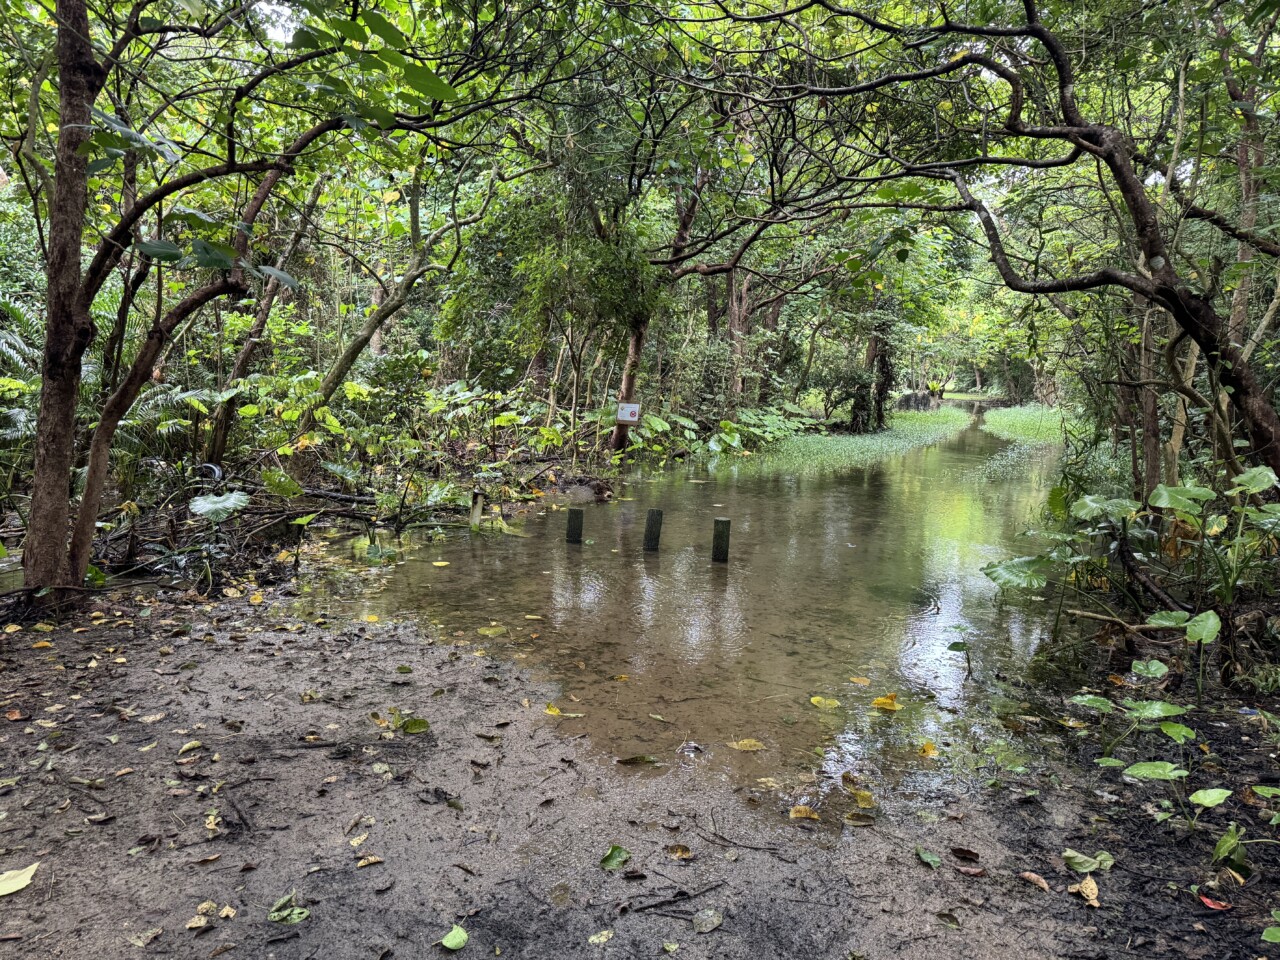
[0,588,1276,959]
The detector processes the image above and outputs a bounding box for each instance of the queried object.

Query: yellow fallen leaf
[350,833,368,847]
[364,615,379,623]
[179,740,202,755]
[3,624,22,633]
[432,562,450,567]
[32,623,55,633]
[666,844,693,860]
[871,693,903,711]
[852,789,876,809]
[789,805,820,821]
[1020,871,1051,893]
[186,916,208,930]
[544,704,562,716]
[918,741,939,758]
[196,900,217,916]
[850,676,871,685]
[1068,874,1100,907]
[728,738,765,752]
[249,593,264,605]
[222,587,241,598]
[810,696,840,710]
[219,905,237,919]
[30,641,52,649]
[357,855,384,868]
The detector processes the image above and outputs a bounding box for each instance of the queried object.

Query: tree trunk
[23,0,107,589]
[67,280,241,582]
[607,319,647,451]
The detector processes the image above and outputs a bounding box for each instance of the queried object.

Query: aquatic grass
[715,407,973,477]
[981,404,1072,446]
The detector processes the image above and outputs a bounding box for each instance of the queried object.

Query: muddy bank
[0,590,1269,959]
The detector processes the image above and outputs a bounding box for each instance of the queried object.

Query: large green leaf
[1186,610,1221,644]
[135,238,183,262]
[1070,494,1139,523]
[190,491,250,523]
[402,62,458,101]
[1123,761,1188,781]
[1149,484,1214,515]
[262,469,303,499]
[982,555,1052,590]
[1120,699,1187,719]
[1230,466,1278,496]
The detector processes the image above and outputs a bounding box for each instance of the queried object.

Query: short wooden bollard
[643,508,663,552]
[566,507,584,544]
[712,517,730,562]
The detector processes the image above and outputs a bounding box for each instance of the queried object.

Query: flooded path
[304,417,1071,805]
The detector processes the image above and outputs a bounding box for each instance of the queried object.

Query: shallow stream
[303,415,1073,804]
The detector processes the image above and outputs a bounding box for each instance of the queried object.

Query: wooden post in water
[566,507,584,544]
[712,517,730,562]
[469,487,485,530]
[643,509,663,552]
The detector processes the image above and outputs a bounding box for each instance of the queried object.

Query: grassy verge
[725,407,973,476]
[980,403,1070,446]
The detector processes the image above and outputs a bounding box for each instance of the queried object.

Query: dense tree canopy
[0,0,1277,593]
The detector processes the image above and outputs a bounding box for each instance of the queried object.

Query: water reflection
[303,420,1065,800]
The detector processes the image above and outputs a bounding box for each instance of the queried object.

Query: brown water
[302,419,1070,804]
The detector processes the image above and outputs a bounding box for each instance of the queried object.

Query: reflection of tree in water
[314,422,1064,793]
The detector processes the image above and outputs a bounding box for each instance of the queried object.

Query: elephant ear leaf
[982,556,1052,590]
[190,491,250,523]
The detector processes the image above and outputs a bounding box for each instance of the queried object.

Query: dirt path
[0,589,1269,959]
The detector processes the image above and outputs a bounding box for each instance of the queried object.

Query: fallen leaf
[849,676,870,685]
[185,916,208,930]
[178,740,202,755]
[588,930,614,945]
[916,846,941,869]
[954,865,987,877]
[440,925,468,950]
[1068,874,1100,907]
[0,862,38,897]
[851,790,875,809]
[197,901,217,916]
[691,908,722,934]
[127,927,162,947]
[30,641,52,649]
[5,709,28,722]
[364,615,379,623]
[357,856,384,868]
[432,562,450,568]
[843,812,876,827]
[600,844,631,870]
[649,714,672,723]
[918,741,939,758]
[666,844,694,861]
[810,696,840,710]
[267,890,309,924]
[1020,871,1051,893]
[1198,894,1232,910]
[727,738,765,751]
[249,593,264,605]
[219,905,236,919]
[871,693,903,711]
[349,833,368,848]
[951,847,980,862]
[789,805,820,821]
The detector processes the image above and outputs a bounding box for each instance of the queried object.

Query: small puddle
[301,418,1078,806]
